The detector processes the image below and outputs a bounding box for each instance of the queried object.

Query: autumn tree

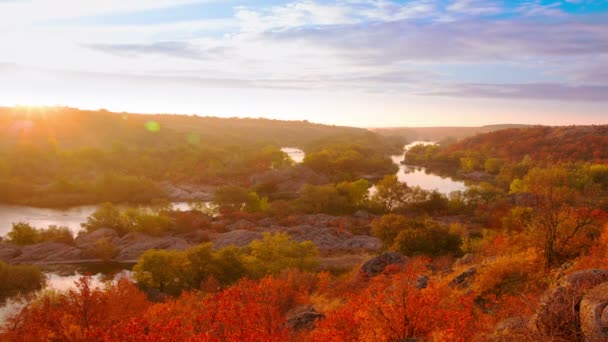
[511,166,606,269]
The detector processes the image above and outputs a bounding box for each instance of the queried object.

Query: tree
[133,249,188,294]
[6,222,39,245]
[244,232,319,278]
[512,167,606,269]
[81,202,123,234]
[370,175,411,212]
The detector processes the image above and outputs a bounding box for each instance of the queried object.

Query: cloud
[426,83,608,102]
[268,16,608,64]
[85,41,228,60]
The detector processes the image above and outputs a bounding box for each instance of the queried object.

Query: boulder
[580,282,608,341]
[115,233,191,261]
[213,230,263,249]
[11,242,84,264]
[449,266,478,289]
[360,252,407,277]
[533,269,608,341]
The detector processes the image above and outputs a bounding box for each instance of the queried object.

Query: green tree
[6,222,39,245]
[81,203,124,234]
[133,249,188,294]
[244,232,319,278]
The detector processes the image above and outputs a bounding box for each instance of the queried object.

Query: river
[0,145,463,324]
[391,141,466,194]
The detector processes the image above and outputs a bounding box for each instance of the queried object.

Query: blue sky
[1,0,607,126]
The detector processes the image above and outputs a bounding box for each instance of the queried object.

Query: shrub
[6,223,74,245]
[0,261,45,299]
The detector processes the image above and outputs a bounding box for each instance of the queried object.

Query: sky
[0,0,607,127]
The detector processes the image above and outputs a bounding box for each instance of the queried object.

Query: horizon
[1,0,608,127]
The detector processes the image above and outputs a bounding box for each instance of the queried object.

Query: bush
[392,223,462,257]
[87,238,119,262]
[0,261,46,299]
[6,223,74,245]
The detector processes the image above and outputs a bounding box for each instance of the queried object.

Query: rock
[287,307,325,331]
[250,166,328,199]
[580,282,608,341]
[115,233,191,261]
[11,242,84,264]
[340,235,382,251]
[415,275,429,289]
[353,210,374,219]
[213,230,263,249]
[453,253,474,268]
[175,230,210,244]
[360,252,407,277]
[490,317,531,342]
[225,219,255,231]
[533,269,608,340]
[449,267,478,289]
[74,228,119,249]
[159,182,215,201]
[0,243,22,261]
[256,217,277,227]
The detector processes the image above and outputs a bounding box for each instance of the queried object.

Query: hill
[0,106,373,151]
[445,125,608,163]
[371,124,529,142]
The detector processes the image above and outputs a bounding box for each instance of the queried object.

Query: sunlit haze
[1,0,607,127]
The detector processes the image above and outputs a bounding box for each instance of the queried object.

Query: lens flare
[145,121,160,133]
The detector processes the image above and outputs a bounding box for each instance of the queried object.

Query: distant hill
[0,106,372,151]
[370,124,530,142]
[444,125,608,163]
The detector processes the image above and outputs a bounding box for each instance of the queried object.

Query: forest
[2,111,608,341]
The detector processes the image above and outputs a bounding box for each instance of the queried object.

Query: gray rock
[11,242,84,263]
[449,266,478,289]
[213,230,263,249]
[0,243,22,261]
[225,219,255,231]
[360,252,407,277]
[580,282,608,342]
[74,228,119,249]
[115,233,191,261]
[340,235,382,251]
[533,269,608,341]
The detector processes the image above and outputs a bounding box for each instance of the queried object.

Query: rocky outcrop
[159,182,215,201]
[449,266,478,289]
[286,306,325,331]
[533,269,608,341]
[10,242,84,263]
[360,252,407,277]
[115,233,191,261]
[213,230,263,249]
[250,166,328,199]
[490,317,532,342]
[286,225,380,251]
[74,228,119,249]
[580,282,608,341]
[0,243,21,260]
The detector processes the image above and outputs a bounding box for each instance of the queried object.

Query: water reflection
[281,147,305,164]
[373,141,466,195]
